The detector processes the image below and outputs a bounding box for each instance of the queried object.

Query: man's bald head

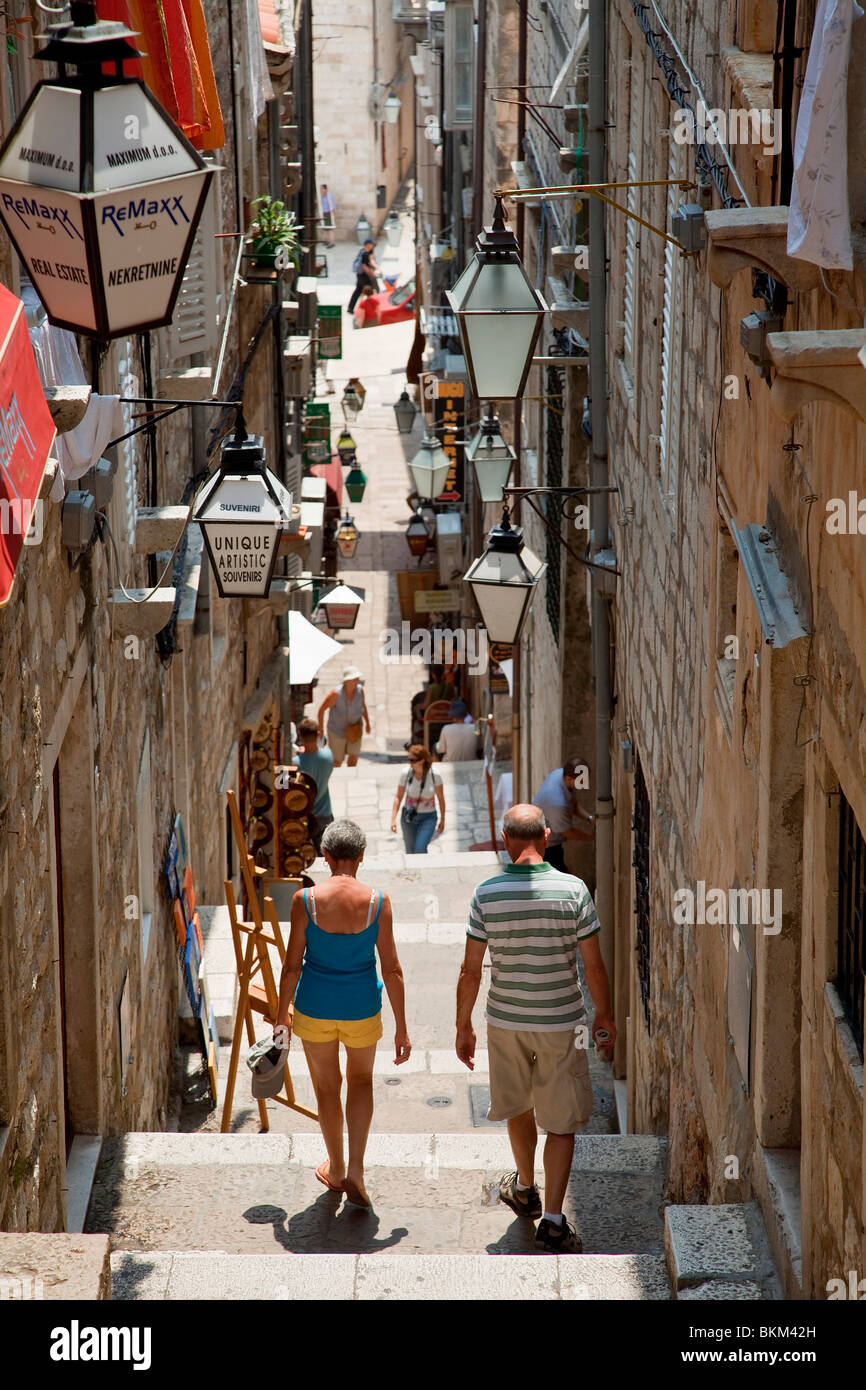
[502,803,547,845]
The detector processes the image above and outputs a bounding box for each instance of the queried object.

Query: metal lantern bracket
[498,179,699,254]
[502,486,622,576]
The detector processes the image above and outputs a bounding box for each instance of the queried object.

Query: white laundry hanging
[787,0,864,271]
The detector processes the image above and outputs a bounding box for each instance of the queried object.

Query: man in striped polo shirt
[455,803,616,1253]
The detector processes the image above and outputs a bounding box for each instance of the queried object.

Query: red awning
[310,457,344,512]
[0,285,56,606]
[97,0,226,150]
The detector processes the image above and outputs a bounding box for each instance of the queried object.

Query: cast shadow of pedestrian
[483,1217,541,1256]
[244,1194,408,1254]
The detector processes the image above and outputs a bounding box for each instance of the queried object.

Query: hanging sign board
[317,304,342,360]
[302,401,331,468]
[414,586,463,613]
[432,379,465,501]
[0,80,213,339]
[0,284,57,606]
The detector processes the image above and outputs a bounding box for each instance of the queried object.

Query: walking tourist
[390,744,445,853]
[435,699,478,762]
[295,717,334,853]
[347,238,380,313]
[455,803,616,1252]
[275,819,411,1208]
[320,183,336,246]
[317,667,371,767]
[533,756,595,871]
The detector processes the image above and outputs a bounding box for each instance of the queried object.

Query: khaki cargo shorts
[327,733,362,762]
[486,1024,594,1134]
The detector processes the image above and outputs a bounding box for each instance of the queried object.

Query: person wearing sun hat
[317,666,371,767]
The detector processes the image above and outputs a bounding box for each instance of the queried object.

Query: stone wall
[0,1,293,1232]
[312,0,414,235]
[607,0,866,1296]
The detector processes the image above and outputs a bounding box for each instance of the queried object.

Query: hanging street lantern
[344,465,368,502]
[384,93,402,124]
[336,428,357,462]
[406,509,431,559]
[446,195,548,401]
[342,383,363,422]
[384,211,402,246]
[317,582,364,630]
[393,389,417,434]
[466,409,516,503]
[355,213,372,244]
[193,424,293,598]
[336,513,360,558]
[0,4,215,340]
[463,508,546,644]
[409,432,450,500]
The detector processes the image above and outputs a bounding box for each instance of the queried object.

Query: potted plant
[249,196,302,271]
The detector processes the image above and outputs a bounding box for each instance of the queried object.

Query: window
[633,753,651,1028]
[168,162,222,360]
[621,45,643,381]
[713,523,739,738]
[443,1,474,130]
[543,363,564,644]
[837,791,865,1057]
[659,141,686,509]
[136,732,155,964]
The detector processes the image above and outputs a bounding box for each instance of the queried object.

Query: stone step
[664,1202,781,1300]
[110,1250,672,1301]
[87,1132,668,1261]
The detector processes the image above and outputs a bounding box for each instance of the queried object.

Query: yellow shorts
[292,1009,383,1048]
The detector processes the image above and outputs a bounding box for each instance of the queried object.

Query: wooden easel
[220,789,318,1131]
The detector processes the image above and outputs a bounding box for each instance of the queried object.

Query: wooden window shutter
[169,163,221,359]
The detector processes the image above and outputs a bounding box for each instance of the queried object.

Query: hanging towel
[787,0,864,271]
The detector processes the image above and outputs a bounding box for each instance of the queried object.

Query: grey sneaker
[535,1216,583,1253]
[498,1172,542,1220]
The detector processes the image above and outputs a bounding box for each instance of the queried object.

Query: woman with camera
[390,744,445,854]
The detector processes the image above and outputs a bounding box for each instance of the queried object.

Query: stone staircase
[79,856,779,1300]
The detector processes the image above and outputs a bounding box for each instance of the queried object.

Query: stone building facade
[311,0,415,236]
[0,2,302,1232]
[603,0,865,1297]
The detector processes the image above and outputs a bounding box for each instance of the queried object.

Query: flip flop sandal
[315,1161,342,1193]
[342,1178,372,1209]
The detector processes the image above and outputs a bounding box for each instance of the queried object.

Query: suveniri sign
[193,432,294,599]
[0,81,213,339]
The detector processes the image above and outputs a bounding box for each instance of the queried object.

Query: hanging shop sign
[0,23,214,340]
[193,430,293,598]
[0,283,57,606]
[432,378,465,501]
[414,587,462,613]
[302,401,331,468]
[317,304,343,360]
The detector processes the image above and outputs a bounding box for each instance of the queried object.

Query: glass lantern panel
[469,579,534,645]
[461,310,542,399]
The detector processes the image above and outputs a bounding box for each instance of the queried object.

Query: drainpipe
[587,0,615,984]
[511,0,528,801]
[471,0,487,238]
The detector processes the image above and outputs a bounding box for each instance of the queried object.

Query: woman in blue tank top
[276,819,411,1208]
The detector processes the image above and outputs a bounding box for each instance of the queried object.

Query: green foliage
[249,196,303,268]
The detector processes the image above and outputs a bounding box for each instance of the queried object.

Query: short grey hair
[502,806,547,841]
[321,818,366,861]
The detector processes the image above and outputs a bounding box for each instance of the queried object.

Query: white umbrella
[287,609,343,685]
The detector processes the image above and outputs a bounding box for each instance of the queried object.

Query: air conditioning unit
[739,310,784,369]
[284,337,312,398]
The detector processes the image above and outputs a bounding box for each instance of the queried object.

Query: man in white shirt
[533,756,595,871]
[436,700,478,762]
